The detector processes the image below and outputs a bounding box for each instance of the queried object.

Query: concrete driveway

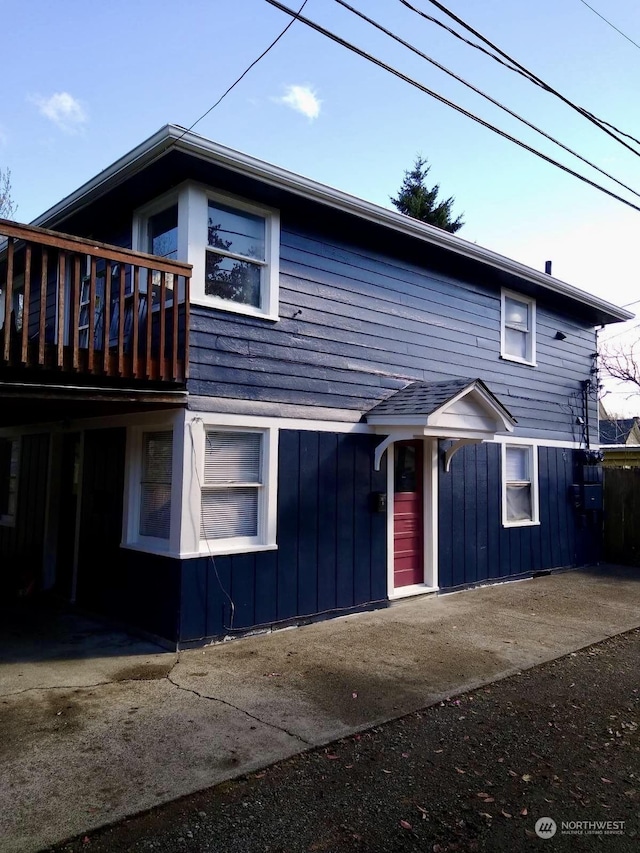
[1,565,639,853]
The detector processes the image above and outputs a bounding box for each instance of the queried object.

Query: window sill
[191,295,279,322]
[500,354,537,367]
[502,519,541,528]
[188,542,279,559]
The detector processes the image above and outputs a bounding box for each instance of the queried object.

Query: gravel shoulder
[52,628,640,853]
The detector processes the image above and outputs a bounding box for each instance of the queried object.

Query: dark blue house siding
[438,443,597,589]
[188,224,598,442]
[178,430,387,644]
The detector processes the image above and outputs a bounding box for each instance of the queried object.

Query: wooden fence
[603,467,640,566]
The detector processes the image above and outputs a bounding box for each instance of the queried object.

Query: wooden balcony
[0,219,191,386]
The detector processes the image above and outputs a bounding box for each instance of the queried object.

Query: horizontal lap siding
[179,431,387,643]
[188,226,596,441]
[438,444,585,588]
[0,433,49,594]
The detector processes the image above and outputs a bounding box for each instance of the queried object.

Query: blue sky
[3,0,640,408]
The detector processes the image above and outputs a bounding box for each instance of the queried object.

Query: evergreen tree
[391,156,463,233]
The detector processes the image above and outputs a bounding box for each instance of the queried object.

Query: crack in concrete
[2,664,312,747]
[166,669,312,746]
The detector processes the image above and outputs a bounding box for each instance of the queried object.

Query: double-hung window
[139,430,173,540]
[204,194,279,318]
[502,444,539,526]
[201,430,265,545]
[0,437,19,525]
[501,290,536,365]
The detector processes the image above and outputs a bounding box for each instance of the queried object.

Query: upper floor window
[202,192,279,319]
[133,183,280,321]
[501,289,536,365]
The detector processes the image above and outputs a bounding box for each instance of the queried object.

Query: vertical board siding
[188,225,598,442]
[0,433,49,594]
[179,430,387,642]
[438,444,595,588]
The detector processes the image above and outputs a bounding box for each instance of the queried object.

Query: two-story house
[0,125,632,647]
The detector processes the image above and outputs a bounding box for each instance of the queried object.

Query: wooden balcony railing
[0,218,191,383]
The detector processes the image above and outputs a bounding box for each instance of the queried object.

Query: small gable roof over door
[366,378,516,438]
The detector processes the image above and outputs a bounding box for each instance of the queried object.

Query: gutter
[32,125,634,325]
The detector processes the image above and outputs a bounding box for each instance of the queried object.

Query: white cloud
[277,85,321,120]
[30,92,87,133]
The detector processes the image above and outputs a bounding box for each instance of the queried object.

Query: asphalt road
[51,627,640,853]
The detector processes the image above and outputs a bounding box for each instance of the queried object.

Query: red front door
[393,440,424,588]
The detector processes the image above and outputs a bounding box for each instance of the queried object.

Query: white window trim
[122,420,180,555]
[500,288,536,366]
[0,436,20,527]
[501,442,540,528]
[133,182,280,321]
[188,184,280,321]
[192,422,278,556]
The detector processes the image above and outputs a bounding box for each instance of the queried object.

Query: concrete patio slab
[1,564,639,853]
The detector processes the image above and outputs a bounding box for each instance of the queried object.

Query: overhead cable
[174,0,309,145]
[264,1,640,214]
[333,0,640,200]
[401,0,640,155]
[577,0,640,52]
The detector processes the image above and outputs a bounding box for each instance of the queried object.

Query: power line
[577,0,640,52]
[264,1,640,214]
[401,0,640,157]
[332,0,640,200]
[174,0,309,145]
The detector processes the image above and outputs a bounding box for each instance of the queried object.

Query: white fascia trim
[185,410,371,433]
[32,124,633,324]
[491,435,582,449]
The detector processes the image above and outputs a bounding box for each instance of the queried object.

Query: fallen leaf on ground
[601,778,613,783]
[352,692,358,699]
[520,808,528,816]
[522,774,532,782]
[326,754,339,760]
[502,811,512,819]
[400,820,412,830]
[455,767,466,774]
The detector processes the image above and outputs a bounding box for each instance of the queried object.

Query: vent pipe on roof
[545,260,552,275]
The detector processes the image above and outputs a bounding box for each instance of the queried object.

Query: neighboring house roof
[599,417,640,446]
[30,125,633,327]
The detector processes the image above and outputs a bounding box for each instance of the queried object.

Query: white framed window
[133,183,280,321]
[0,436,19,526]
[501,289,536,365]
[502,443,539,527]
[123,425,176,553]
[139,430,173,540]
[198,425,278,554]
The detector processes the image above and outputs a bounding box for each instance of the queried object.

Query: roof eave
[32,124,633,325]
